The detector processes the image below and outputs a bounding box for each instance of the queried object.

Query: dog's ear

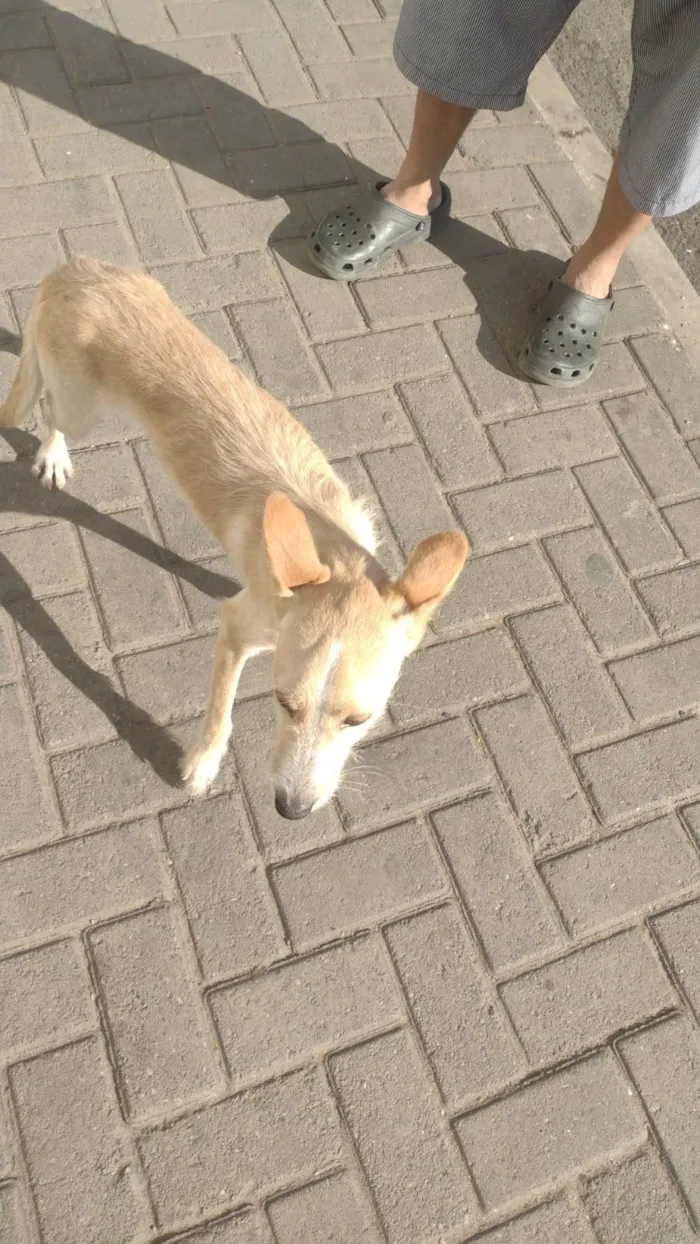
[389,531,468,631]
[264,492,331,596]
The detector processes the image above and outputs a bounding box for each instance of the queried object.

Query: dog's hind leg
[181,590,271,794]
[32,392,74,490]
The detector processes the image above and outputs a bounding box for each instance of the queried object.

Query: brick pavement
[1,2,700,1242]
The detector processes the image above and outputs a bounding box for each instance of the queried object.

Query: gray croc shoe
[308,180,451,281]
[518,276,614,388]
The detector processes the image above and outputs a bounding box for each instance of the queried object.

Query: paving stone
[456,1050,645,1210]
[652,899,700,1021]
[115,169,200,263]
[662,497,700,559]
[543,527,655,654]
[398,374,500,490]
[575,458,680,575]
[541,815,700,936]
[363,444,454,553]
[356,268,475,330]
[466,1197,599,1244]
[511,604,630,747]
[636,563,700,637]
[390,631,527,727]
[47,7,127,88]
[533,342,644,410]
[337,718,491,830]
[211,936,401,1082]
[435,543,560,636]
[268,1172,381,1244]
[0,820,165,948]
[135,440,219,559]
[447,167,540,217]
[233,299,328,403]
[88,906,222,1118]
[579,716,700,822]
[489,405,616,473]
[138,1069,341,1227]
[0,1183,29,1244]
[79,76,202,125]
[121,35,244,78]
[0,941,93,1054]
[583,1147,697,1244]
[501,929,674,1066]
[272,820,449,949]
[62,220,140,266]
[272,0,350,62]
[108,0,173,40]
[271,97,391,145]
[238,29,315,106]
[194,69,275,153]
[80,506,185,647]
[620,1015,700,1222]
[433,794,563,973]
[0,233,64,290]
[0,683,57,852]
[9,1037,147,1244]
[630,333,700,437]
[607,286,665,338]
[605,392,700,503]
[0,12,51,50]
[151,115,243,208]
[309,56,410,101]
[189,309,242,359]
[296,390,412,459]
[167,0,279,36]
[454,470,589,555]
[316,323,451,392]
[0,523,84,600]
[610,635,700,720]
[0,91,43,187]
[477,693,597,855]
[264,242,364,341]
[386,905,523,1102]
[3,48,86,137]
[330,1030,477,1244]
[529,161,596,245]
[499,203,571,261]
[178,553,239,631]
[332,454,404,577]
[439,315,535,421]
[168,1211,273,1243]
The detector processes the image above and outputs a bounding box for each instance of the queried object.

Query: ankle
[381,176,441,216]
[562,251,618,300]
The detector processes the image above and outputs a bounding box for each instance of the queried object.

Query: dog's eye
[343,714,371,728]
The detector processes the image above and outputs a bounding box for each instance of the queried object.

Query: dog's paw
[32,437,74,490]
[180,742,225,794]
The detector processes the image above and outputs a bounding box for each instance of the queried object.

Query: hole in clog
[314,244,321,253]
[551,366,562,375]
[572,369,580,377]
[343,263,353,271]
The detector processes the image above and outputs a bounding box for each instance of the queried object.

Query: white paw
[180,742,226,794]
[32,437,74,490]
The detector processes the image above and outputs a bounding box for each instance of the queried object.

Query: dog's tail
[0,313,43,428]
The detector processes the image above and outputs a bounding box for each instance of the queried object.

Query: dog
[0,258,468,818]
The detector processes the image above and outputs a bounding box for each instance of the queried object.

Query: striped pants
[394,0,700,217]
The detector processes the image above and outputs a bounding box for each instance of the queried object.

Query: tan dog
[1,258,468,818]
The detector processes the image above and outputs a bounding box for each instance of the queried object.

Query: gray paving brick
[477,693,597,855]
[178,553,239,631]
[610,636,700,720]
[0,1183,29,1244]
[316,324,450,392]
[168,1212,273,1244]
[662,497,700,558]
[35,125,163,179]
[122,35,243,78]
[194,203,310,257]
[135,440,219,559]
[297,390,412,459]
[542,814,700,936]
[630,333,700,437]
[309,56,410,100]
[607,286,664,339]
[0,12,50,50]
[499,202,571,261]
[233,139,354,196]
[0,176,114,239]
[78,76,202,125]
[80,506,184,647]
[0,233,64,296]
[529,161,597,245]
[435,543,560,636]
[0,91,43,186]
[167,0,279,35]
[620,1015,700,1222]
[575,458,680,574]
[447,167,540,217]
[211,936,400,1082]
[456,1050,645,1210]
[454,470,589,555]
[356,269,476,330]
[116,169,200,263]
[268,1172,381,1244]
[0,941,92,1053]
[533,342,644,411]
[583,1147,697,1244]
[652,899,700,1021]
[162,793,281,982]
[3,48,85,136]
[152,253,283,315]
[578,716,700,823]
[330,1030,477,1244]
[230,695,344,861]
[341,19,394,57]
[338,718,491,830]
[67,442,147,512]
[272,0,350,61]
[17,590,120,750]
[188,309,242,360]
[108,0,172,39]
[489,405,617,473]
[543,527,655,655]
[363,444,454,553]
[511,604,629,747]
[502,929,674,1066]
[271,97,391,145]
[386,905,522,1102]
[88,906,222,1118]
[10,1038,147,1244]
[272,820,449,949]
[605,392,700,503]
[439,316,535,421]
[398,374,500,490]
[636,563,700,636]
[238,29,314,106]
[234,297,327,403]
[138,1068,341,1227]
[0,523,84,599]
[0,820,165,948]
[47,7,127,88]
[332,454,404,576]
[434,793,562,973]
[461,125,563,170]
[151,116,243,207]
[391,632,527,727]
[116,635,213,724]
[63,220,140,266]
[273,241,365,341]
[466,1197,599,1244]
[194,69,274,153]
[0,684,57,852]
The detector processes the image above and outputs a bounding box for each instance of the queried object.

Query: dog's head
[264,492,468,819]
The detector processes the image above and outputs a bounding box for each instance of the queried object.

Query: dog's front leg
[181,589,271,794]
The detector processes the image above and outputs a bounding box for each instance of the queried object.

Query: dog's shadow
[0,425,238,785]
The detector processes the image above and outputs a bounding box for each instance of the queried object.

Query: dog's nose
[275,790,313,820]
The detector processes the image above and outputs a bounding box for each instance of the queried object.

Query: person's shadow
[0,5,564,776]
